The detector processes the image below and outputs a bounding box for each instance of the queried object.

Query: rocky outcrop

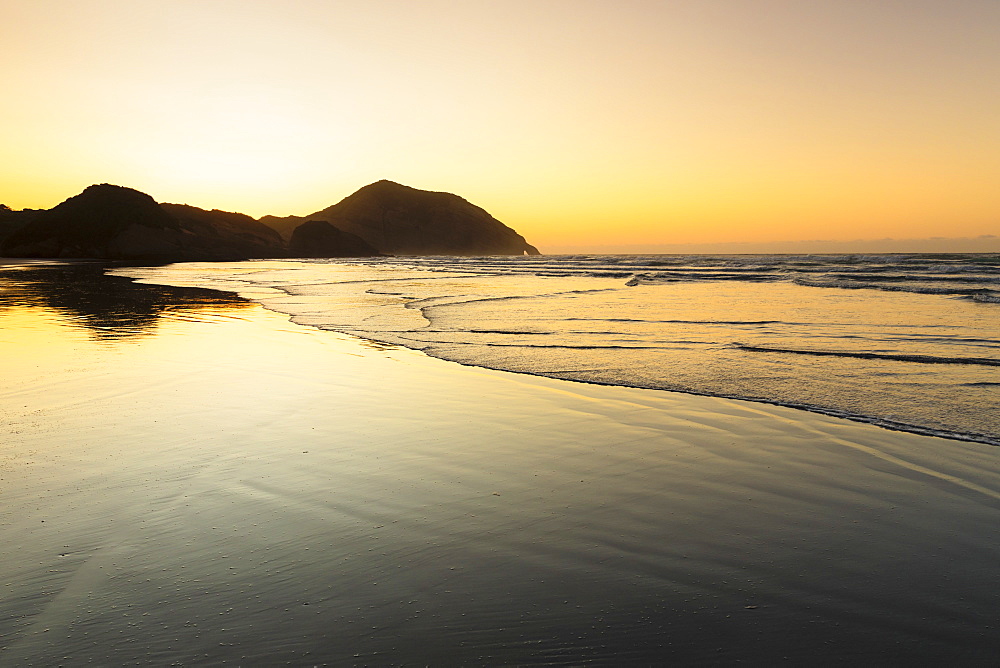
[2,185,178,260]
[262,180,540,256]
[0,205,39,246]
[258,214,304,242]
[160,203,285,259]
[1,180,539,260]
[289,220,380,258]
[1,184,287,261]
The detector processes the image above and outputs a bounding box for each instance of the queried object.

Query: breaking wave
[114,252,1000,446]
[731,344,1000,367]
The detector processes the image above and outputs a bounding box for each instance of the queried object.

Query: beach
[117,254,1000,445]
[2,262,1000,664]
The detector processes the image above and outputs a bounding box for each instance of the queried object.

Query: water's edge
[116,264,1000,448]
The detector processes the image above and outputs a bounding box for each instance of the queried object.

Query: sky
[2,0,998,252]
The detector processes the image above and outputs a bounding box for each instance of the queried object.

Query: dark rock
[289,220,379,257]
[2,185,177,259]
[0,205,39,246]
[1,184,287,261]
[2,180,540,260]
[160,203,286,259]
[258,214,304,242]
[262,180,540,256]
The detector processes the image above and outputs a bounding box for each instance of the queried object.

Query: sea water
[5,257,1000,664]
[118,253,1000,445]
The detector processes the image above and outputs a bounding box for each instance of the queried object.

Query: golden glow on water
[0,307,85,377]
[4,263,1000,663]
[114,257,1000,444]
[2,2,999,250]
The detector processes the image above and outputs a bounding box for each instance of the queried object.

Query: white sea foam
[115,253,1000,444]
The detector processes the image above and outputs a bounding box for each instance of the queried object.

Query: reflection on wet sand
[3,262,1000,664]
[0,261,250,339]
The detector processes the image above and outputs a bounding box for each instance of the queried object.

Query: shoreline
[461,369,1000,448]
[116,260,1000,449]
[3,264,1000,663]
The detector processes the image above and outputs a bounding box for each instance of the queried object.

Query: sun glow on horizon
[2,0,998,250]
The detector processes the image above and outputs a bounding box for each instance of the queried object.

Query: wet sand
[2,265,1000,664]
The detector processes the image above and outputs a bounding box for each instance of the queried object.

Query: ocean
[119,252,1000,446]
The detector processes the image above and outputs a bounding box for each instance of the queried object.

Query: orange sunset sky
[2,0,998,253]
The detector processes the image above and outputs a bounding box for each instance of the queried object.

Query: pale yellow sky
[2,0,998,251]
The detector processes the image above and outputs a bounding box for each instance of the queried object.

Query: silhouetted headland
[1,184,282,261]
[0,203,41,243]
[288,220,379,258]
[0,181,541,261]
[261,180,541,256]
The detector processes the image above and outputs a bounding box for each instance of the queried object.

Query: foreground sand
[2,271,999,664]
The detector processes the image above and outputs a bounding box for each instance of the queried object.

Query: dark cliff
[1,185,287,261]
[262,180,540,256]
[2,180,539,260]
[160,203,284,258]
[0,204,39,246]
[289,220,380,258]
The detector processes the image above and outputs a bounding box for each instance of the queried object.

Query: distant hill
[261,180,540,256]
[257,214,305,241]
[1,184,287,261]
[0,204,39,243]
[0,181,541,260]
[289,220,379,258]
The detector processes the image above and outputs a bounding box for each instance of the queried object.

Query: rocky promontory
[0,180,541,260]
[1,185,285,261]
[288,220,379,258]
[261,180,540,256]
